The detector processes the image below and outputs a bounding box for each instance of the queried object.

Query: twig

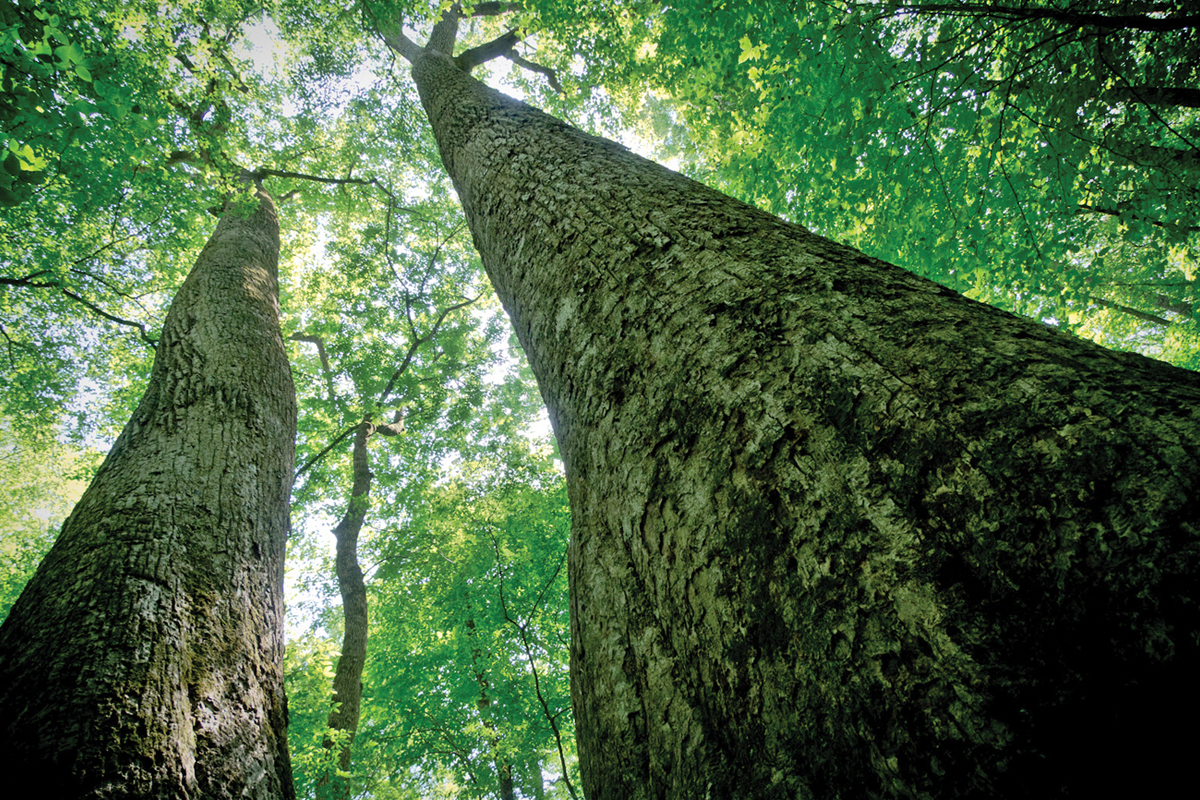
[489,531,580,800]
[295,424,357,479]
[377,294,481,408]
[0,323,15,369]
[60,290,158,347]
[504,49,563,94]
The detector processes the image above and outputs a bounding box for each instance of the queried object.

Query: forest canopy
[1,1,1196,797]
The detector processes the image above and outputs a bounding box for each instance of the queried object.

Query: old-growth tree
[370,3,1200,797]
[0,189,297,798]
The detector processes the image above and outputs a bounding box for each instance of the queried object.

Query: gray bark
[0,191,296,798]
[409,47,1200,800]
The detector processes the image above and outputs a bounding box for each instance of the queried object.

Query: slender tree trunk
[0,191,297,799]
[409,49,1200,799]
[528,758,545,800]
[465,611,515,800]
[316,419,375,800]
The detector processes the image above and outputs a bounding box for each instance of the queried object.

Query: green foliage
[361,439,574,799]
[286,430,575,799]
[0,421,100,620]
[576,0,1200,366]
[0,0,297,440]
[7,0,1199,796]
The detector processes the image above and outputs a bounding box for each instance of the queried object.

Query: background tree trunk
[411,50,1200,798]
[316,419,374,800]
[0,191,297,799]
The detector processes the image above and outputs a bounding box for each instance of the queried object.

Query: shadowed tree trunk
[315,420,372,800]
[315,412,403,800]
[383,8,1200,798]
[0,190,296,799]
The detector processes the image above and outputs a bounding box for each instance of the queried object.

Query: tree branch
[60,290,158,347]
[489,531,579,800]
[3,274,158,347]
[364,3,422,62]
[0,323,15,369]
[0,272,57,289]
[504,49,563,93]
[887,3,1200,32]
[251,167,375,189]
[428,2,465,55]
[295,425,357,479]
[454,29,521,70]
[1096,43,1200,154]
[250,167,418,216]
[378,293,480,408]
[290,332,338,404]
[452,27,562,93]
[1086,296,1174,327]
[1077,204,1200,233]
[1104,86,1200,108]
[369,412,406,437]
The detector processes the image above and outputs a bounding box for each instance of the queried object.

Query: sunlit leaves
[0,419,100,620]
[0,0,298,438]
[356,437,575,799]
[569,0,1198,365]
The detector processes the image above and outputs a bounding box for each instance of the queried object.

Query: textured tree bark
[409,46,1200,800]
[0,191,296,799]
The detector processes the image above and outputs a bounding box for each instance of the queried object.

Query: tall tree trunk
[0,191,297,799]
[409,49,1200,799]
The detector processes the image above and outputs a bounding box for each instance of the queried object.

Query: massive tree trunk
[0,191,297,799]
[408,44,1200,800]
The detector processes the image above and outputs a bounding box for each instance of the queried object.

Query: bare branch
[290,332,338,404]
[0,272,57,289]
[454,29,521,70]
[252,167,377,189]
[885,3,1200,33]
[295,425,357,479]
[61,290,158,347]
[3,274,158,347]
[1096,45,1200,154]
[0,323,15,369]
[1086,295,1174,327]
[365,3,422,62]
[1077,204,1200,233]
[377,293,482,408]
[505,49,563,93]
[1104,86,1200,108]
[371,414,406,437]
[251,168,419,217]
[452,27,563,93]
